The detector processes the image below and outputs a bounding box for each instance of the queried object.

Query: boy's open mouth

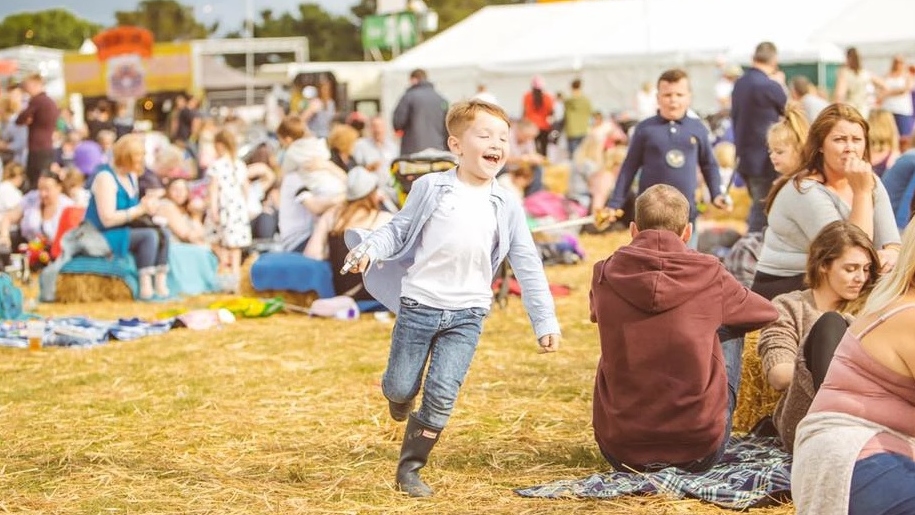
[483,153,501,163]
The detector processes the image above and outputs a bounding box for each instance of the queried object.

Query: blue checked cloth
[0,316,176,349]
[515,435,791,510]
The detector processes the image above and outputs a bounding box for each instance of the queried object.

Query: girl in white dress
[207,129,252,291]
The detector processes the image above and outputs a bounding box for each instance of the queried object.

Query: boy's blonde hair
[713,141,736,169]
[446,99,510,137]
[634,184,690,234]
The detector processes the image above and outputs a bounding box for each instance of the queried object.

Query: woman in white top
[876,55,914,140]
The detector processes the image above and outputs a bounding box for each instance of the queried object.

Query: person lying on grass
[343,99,561,497]
[590,183,776,473]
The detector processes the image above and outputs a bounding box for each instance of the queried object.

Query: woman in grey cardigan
[752,103,900,301]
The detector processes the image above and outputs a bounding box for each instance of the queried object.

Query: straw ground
[0,232,793,514]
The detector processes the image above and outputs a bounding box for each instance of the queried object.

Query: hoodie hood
[598,229,721,313]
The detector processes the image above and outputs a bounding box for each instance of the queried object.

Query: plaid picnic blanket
[515,435,791,510]
[0,316,176,349]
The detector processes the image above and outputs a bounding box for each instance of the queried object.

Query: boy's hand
[712,194,733,211]
[341,244,371,275]
[537,333,561,353]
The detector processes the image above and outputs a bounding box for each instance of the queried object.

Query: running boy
[605,69,729,244]
[343,99,561,497]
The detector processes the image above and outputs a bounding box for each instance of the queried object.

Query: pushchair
[389,149,459,208]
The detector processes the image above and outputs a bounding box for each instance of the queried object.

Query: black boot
[388,398,414,422]
[396,414,441,497]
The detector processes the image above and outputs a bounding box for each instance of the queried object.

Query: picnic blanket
[515,435,791,510]
[0,316,176,349]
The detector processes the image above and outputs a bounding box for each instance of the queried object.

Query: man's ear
[681,222,693,243]
[629,221,639,238]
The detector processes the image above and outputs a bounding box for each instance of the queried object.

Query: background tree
[115,0,217,42]
[0,10,101,50]
[225,5,361,67]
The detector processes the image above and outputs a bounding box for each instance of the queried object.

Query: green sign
[362,12,417,51]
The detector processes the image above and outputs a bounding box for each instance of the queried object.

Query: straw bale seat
[733,331,782,433]
[56,273,134,303]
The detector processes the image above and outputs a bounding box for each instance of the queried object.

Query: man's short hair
[657,68,688,88]
[634,184,690,234]
[445,99,510,138]
[409,69,427,81]
[571,78,582,90]
[790,75,813,97]
[753,41,778,65]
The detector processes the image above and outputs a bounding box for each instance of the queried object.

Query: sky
[0,1,360,34]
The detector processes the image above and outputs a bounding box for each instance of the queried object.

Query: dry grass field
[0,230,794,514]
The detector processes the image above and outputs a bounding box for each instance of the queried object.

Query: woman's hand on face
[878,247,899,274]
[842,154,875,193]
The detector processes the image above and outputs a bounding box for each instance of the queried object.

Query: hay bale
[733,331,782,432]
[239,254,319,309]
[56,274,133,303]
[543,163,570,195]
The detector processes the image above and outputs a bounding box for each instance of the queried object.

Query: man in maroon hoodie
[590,184,777,472]
[16,74,59,192]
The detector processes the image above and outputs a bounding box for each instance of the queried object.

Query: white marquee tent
[380,0,913,119]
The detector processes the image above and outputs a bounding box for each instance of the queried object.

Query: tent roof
[389,0,859,72]
[200,56,273,90]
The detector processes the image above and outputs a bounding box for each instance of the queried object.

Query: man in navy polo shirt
[605,68,728,246]
[731,41,787,233]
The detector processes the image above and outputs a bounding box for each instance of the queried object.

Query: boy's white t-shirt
[401,178,496,310]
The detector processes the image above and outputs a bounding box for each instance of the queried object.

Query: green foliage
[0,9,101,50]
[115,0,217,42]
[225,4,362,67]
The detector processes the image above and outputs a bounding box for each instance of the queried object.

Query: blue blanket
[249,253,335,298]
[515,435,791,510]
[0,316,176,348]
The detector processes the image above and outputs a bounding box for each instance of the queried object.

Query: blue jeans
[603,336,744,473]
[849,452,915,515]
[129,227,169,273]
[740,172,776,233]
[382,297,487,430]
[567,136,585,158]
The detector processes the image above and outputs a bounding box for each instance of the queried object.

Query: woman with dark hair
[522,75,554,157]
[757,220,879,452]
[0,170,73,251]
[753,103,900,301]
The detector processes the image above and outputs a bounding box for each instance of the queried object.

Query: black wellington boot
[395,414,441,497]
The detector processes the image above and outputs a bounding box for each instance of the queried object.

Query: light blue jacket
[345,168,560,339]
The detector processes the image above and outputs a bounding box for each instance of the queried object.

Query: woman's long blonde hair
[862,223,915,314]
